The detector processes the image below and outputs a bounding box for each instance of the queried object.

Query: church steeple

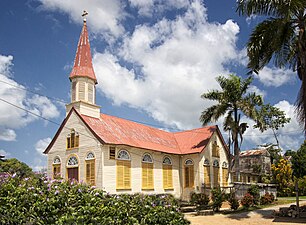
[66,11,100,118]
[69,13,97,84]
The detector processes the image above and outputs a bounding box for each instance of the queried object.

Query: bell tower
[66,11,100,118]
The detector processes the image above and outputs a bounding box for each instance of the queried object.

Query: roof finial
[82,10,88,23]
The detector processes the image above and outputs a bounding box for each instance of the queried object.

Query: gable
[44,108,102,154]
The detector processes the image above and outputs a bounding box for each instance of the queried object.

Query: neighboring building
[236,149,271,184]
[44,18,230,200]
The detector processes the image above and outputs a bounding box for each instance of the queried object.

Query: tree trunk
[234,108,240,182]
[295,178,300,218]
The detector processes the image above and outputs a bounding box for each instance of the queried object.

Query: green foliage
[236,0,306,133]
[0,158,34,178]
[247,185,260,205]
[190,192,210,210]
[291,141,306,179]
[241,193,254,208]
[200,74,263,174]
[227,192,239,210]
[211,187,225,212]
[260,193,275,205]
[272,158,294,196]
[254,104,290,132]
[0,174,189,225]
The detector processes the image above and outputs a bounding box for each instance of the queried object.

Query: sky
[0,0,304,171]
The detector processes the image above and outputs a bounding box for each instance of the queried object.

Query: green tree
[0,158,34,178]
[291,141,306,217]
[254,104,291,149]
[200,74,262,180]
[271,158,293,196]
[237,0,306,134]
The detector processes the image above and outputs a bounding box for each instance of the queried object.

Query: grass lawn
[221,196,306,215]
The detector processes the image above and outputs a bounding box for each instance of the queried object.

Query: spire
[69,12,97,84]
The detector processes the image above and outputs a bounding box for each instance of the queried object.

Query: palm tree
[237,0,306,135]
[200,74,262,181]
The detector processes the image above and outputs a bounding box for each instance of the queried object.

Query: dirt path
[185,201,306,225]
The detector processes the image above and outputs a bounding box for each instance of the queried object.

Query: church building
[44,17,230,200]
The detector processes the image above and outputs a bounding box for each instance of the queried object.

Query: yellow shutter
[213,167,219,187]
[86,160,95,186]
[148,163,153,189]
[116,161,124,189]
[168,165,173,188]
[185,166,189,187]
[67,137,71,149]
[75,135,79,147]
[222,168,227,186]
[123,161,131,189]
[163,165,173,189]
[142,163,154,190]
[204,166,210,186]
[52,165,61,179]
[190,165,194,187]
[163,165,167,189]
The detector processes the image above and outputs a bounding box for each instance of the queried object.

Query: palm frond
[236,0,305,18]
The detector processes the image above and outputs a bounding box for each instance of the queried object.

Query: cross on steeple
[82,10,88,23]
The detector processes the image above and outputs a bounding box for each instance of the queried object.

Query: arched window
[67,156,78,166]
[85,152,95,186]
[142,153,154,189]
[212,140,220,157]
[213,159,219,167]
[162,156,173,189]
[203,158,211,186]
[222,161,228,168]
[204,159,210,166]
[222,161,228,187]
[184,159,194,188]
[67,129,79,149]
[213,159,220,187]
[116,150,131,189]
[67,155,79,181]
[117,150,130,160]
[52,156,61,179]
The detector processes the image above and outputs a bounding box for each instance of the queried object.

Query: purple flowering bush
[0,174,189,224]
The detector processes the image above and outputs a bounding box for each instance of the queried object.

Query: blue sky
[0,0,304,171]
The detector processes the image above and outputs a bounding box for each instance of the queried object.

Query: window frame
[162,156,173,190]
[66,129,79,150]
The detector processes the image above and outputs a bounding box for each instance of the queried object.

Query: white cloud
[37,0,125,38]
[129,0,189,17]
[0,54,60,140]
[94,1,240,130]
[256,67,296,87]
[0,128,16,141]
[248,85,266,98]
[242,100,304,151]
[0,149,10,157]
[35,137,51,155]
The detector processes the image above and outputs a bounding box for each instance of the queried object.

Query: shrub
[0,174,190,224]
[211,187,225,212]
[247,184,260,205]
[227,192,239,210]
[241,193,254,208]
[190,192,210,210]
[190,192,210,206]
[260,192,275,205]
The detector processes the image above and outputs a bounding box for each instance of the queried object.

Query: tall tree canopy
[237,0,306,135]
[200,74,262,180]
[254,104,291,148]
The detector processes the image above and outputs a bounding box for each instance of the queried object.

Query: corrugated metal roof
[240,149,267,157]
[69,21,97,83]
[81,113,216,154]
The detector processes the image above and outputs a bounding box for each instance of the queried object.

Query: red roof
[81,113,218,154]
[44,108,227,155]
[69,21,97,83]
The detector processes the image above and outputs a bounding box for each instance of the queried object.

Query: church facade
[44,18,230,200]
